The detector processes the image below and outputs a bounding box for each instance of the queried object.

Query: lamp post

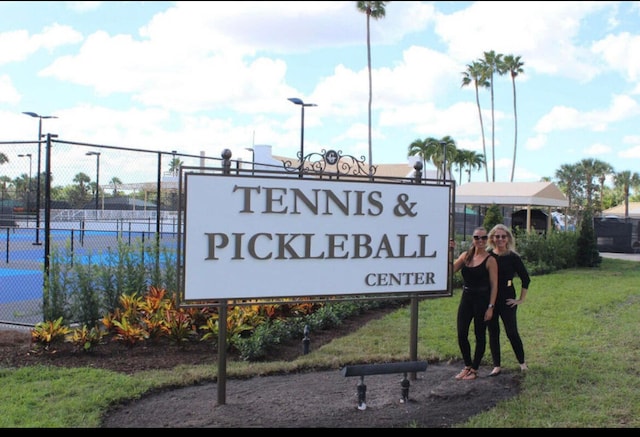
[440,141,447,184]
[288,97,317,178]
[23,111,57,245]
[17,153,32,221]
[244,147,255,175]
[86,151,101,210]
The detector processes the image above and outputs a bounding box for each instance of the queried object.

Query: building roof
[455,181,569,208]
[602,202,640,218]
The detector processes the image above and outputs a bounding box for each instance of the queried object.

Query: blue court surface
[1,226,179,324]
[0,270,43,303]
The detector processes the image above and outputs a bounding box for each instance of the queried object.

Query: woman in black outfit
[487,224,531,376]
[452,227,498,380]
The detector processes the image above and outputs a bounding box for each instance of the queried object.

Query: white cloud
[0,75,20,104]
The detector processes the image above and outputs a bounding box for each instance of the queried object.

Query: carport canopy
[455,181,569,232]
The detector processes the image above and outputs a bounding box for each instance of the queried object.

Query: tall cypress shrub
[483,203,504,232]
[576,209,602,267]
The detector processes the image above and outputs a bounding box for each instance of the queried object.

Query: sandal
[454,367,471,380]
[489,367,501,377]
[462,368,478,380]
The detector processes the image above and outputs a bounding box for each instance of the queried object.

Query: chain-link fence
[1,137,249,327]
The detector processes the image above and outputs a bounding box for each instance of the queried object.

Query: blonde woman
[452,227,498,380]
[487,224,531,376]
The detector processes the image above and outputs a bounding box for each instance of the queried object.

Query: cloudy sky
[1,1,640,187]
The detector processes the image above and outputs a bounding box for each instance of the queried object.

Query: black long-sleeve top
[491,251,531,299]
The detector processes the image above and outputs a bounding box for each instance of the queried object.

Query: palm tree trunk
[367,13,373,178]
[475,85,489,182]
[510,77,518,182]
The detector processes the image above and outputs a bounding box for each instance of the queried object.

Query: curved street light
[22,111,58,245]
[288,97,317,178]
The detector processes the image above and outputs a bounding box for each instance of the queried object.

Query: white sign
[183,174,451,301]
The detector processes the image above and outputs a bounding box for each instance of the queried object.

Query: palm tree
[168,157,183,176]
[459,149,485,183]
[0,176,11,204]
[408,138,430,180]
[479,50,504,182]
[71,172,92,208]
[502,54,524,182]
[596,161,614,212]
[613,170,640,219]
[408,136,456,181]
[452,149,466,185]
[461,61,490,182]
[555,163,581,219]
[73,172,91,190]
[356,1,388,177]
[578,158,611,213]
[12,174,30,208]
[110,177,123,196]
[433,136,457,181]
[0,152,9,165]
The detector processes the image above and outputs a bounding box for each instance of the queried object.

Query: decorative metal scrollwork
[283,149,377,177]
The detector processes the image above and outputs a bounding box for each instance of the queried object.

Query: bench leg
[400,373,410,403]
[357,376,367,410]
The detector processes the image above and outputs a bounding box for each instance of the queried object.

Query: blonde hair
[488,223,518,254]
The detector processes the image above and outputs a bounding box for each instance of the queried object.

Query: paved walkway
[600,252,640,261]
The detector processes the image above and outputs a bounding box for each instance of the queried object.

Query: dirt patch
[101,364,521,428]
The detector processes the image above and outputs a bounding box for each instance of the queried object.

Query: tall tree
[12,174,30,207]
[110,177,123,196]
[578,158,611,213]
[576,208,601,267]
[432,135,457,181]
[356,1,388,177]
[70,172,92,208]
[596,161,614,212]
[613,170,640,219]
[73,172,91,193]
[502,54,524,182]
[555,163,581,226]
[408,136,457,181]
[480,50,504,182]
[0,152,8,165]
[0,175,11,201]
[408,138,430,180]
[459,149,485,183]
[168,157,183,175]
[452,149,466,185]
[461,61,490,181]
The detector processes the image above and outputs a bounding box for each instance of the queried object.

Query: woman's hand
[484,307,494,321]
[505,298,521,307]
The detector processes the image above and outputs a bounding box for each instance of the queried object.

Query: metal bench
[340,361,428,410]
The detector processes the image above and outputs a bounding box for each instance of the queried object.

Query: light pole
[23,111,57,245]
[440,141,447,184]
[244,147,254,175]
[86,151,101,210]
[288,97,317,178]
[17,153,32,220]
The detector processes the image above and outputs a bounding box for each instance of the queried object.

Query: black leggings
[488,301,525,366]
[456,290,490,370]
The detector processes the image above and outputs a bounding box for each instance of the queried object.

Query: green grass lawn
[1,257,639,427]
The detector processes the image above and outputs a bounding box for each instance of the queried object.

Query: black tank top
[461,255,490,289]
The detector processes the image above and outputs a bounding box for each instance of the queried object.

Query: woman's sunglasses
[473,235,488,241]
[493,235,508,239]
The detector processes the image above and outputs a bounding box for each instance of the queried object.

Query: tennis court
[1,222,180,326]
